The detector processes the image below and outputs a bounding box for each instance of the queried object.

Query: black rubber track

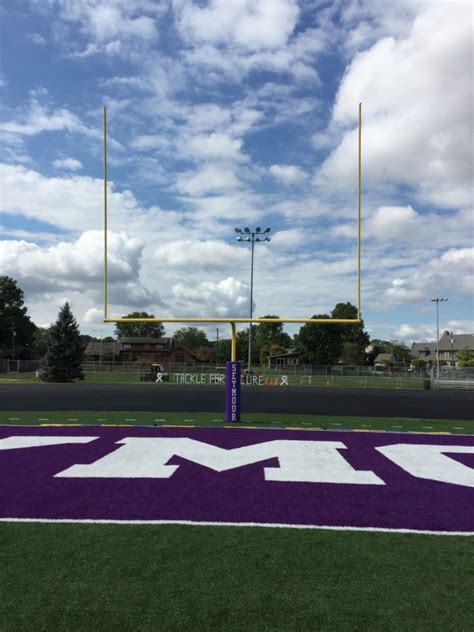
[1,384,473,420]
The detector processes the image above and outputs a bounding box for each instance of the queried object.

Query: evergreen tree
[41,303,84,382]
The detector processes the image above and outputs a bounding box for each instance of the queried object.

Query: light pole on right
[431,297,448,380]
[235,226,271,373]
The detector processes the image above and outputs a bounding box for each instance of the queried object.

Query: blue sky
[0,0,472,342]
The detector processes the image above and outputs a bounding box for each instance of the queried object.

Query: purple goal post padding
[225,361,241,423]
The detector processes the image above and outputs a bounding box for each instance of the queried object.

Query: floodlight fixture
[244,227,250,233]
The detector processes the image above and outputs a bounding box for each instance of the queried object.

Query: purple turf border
[0,426,473,534]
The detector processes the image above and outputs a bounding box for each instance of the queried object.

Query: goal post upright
[103,105,108,322]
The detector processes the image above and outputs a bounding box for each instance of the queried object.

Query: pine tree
[41,303,84,382]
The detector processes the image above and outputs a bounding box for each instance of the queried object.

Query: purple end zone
[0,426,473,533]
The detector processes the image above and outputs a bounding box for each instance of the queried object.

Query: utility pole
[431,298,448,381]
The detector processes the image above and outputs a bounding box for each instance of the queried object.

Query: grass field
[2,410,473,631]
[1,522,473,632]
[1,409,473,434]
[0,370,426,389]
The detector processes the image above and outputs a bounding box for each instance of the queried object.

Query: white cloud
[172,276,250,317]
[271,228,308,250]
[0,230,161,328]
[52,157,83,171]
[184,133,248,162]
[0,163,151,232]
[86,5,157,42]
[367,206,419,241]
[46,0,161,59]
[27,33,47,45]
[269,164,308,185]
[0,99,101,141]
[83,307,104,324]
[174,163,242,196]
[0,230,144,287]
[153,240,247,269]
[174,0,299,50]
[385,248,474,304]
[316,2,473,209]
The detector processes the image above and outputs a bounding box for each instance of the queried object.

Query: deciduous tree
[173,327,210,351]
[114,312,165,339]
[0,276,36,359]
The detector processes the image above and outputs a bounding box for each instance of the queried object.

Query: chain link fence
[1,359,473,389]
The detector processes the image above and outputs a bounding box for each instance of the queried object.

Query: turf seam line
[1,517,472,536]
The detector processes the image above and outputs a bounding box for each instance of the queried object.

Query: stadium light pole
[431,297,448,380]
[235,226,271,373]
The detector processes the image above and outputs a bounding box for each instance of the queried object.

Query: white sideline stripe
[0,517,472,536]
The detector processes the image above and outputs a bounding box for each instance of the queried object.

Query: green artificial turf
[1,522,472,632]
[0,410,472,434]
[0,371,426,389]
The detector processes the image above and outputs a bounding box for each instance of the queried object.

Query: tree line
[3,276,474,382]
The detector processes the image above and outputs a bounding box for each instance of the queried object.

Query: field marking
[1,517,472,537]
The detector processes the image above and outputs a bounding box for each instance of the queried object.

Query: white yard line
[1,517,472,537]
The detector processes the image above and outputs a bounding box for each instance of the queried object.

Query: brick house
[118,337,198,364]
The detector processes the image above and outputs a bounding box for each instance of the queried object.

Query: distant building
[373,353,396,369]
[411,333,474,366]
[85,337,199,365]
[267,349,300,368]
[84,341,120,361]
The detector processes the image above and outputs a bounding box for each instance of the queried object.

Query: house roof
[119,337,171,344]
[84,341,120,356]
[268,349,299,359]
[438,333,474,351]
[411,342,436,352]
[412,334,474,352]
[374,353,396,363]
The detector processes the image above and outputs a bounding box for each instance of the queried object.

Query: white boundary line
[0,517,472,536]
